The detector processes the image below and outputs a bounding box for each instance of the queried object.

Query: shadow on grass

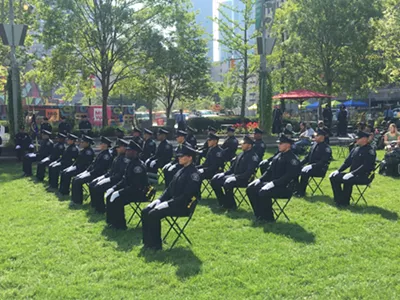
[253,221,316,244]
[139,246,202,279]
[101,226,142,252]
[199,197,254,220]
[304,195,398,221]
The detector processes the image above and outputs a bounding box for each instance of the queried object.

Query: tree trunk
[101,83,109,128]
[148,101,153,126]
[326,78,333,108]
[241,31,248,123]
[166,103,172,119]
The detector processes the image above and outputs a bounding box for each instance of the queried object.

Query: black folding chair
[157,168,165,185]
[83,183,90,202]
[201,179,213,199]
[127,186,157,228]
[307,176,325,196]
[272,180,296,221]
[233,187,251,208]
[351,162,380,206]
[163,200,197,250]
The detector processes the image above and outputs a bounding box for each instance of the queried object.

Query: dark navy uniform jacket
[225,148,259,182]
[37,139,54,160]
[261,150,300,188]
[200,145,224,175]
[79,120,92,130]
[134,136,144,148]
[105,154,130,184]
[141,138,157,161]
[186,134,197,149]
[151,139,173,166]
[114,157,149,198]
[338,144,376,177]
[301,141,332,172]
[222,136,239,161]
[15,132,31,149]
[73,146,95,172]
[87,149,112,177]
[40,123,52,133]
[171,141,191,164]
[57,144,79,167]
[50,142,65,162]
[58,122,71,134]
[160,163,201,211]
[254,139,266,161]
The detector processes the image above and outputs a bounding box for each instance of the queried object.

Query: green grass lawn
[1,148,399,299]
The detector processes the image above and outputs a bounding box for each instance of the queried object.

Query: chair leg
[127,202,143,228]
[272,198,291,221]
[352,185,369,205]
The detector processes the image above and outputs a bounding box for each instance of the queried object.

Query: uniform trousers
[59,168,81,195]
[210,175,249,209]
[36,159,52,181]
[71,173,97,204]
[141,204,189,250]
[48,164,66,188]
[297,167,326,196]
[106,190,146,230]
[330,173,370,206]
[22,154,37,175]
[246,183,292,221]
[89,179,114,213]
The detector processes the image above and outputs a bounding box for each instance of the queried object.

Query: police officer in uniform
[48,134,79,189]
[58,135,95,196]
[105,140,149,230]
[58,116,71,134]
[163,130,190,187]
[132,127,144,148]
[142,145,201,250]
[36,132,66,181]
[22,130,53,176]
[246,135,300,222]
[71,136,113,205]
[295,129,332,197]
[197,126,217,164]
[79,115,92,136]
[186,126,198,148]
[41,117,52,133]
[15,126,32,161]
[253,128,266,162]
[197,133,224,180]
[221,127,239,162]
[111,128,125,158]
[329,131,376,207]
[146,128,173,174]
[89,139,130,213]
[140,128,156,162]
[211,136,259,210]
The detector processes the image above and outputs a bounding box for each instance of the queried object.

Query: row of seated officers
[20,126,376,250]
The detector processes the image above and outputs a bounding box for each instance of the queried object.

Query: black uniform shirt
[73,146,95,171]
[114,157,149,198]
[50,142,65,162]
[201,145,224,174]
[221,136,239,161]
[261,150,300,187]
[254,139,266,161]
[225,148,259,182]
[41,123,52,133]
[87,149,112,177]
[186,134,197,149]
[59,144,79,167]
[301,141,332,171]
[79,120,92,130]
[141,138,157,161]
[58,122,71,134]
[153,139,173,166]
[15,132,31,148]
[38,139,54,160]
[106,154,130,184]
[339,144,376,177]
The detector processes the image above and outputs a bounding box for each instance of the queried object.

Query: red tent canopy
[273,89,334,100]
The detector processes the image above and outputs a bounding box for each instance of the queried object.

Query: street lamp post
[9,0,19,135]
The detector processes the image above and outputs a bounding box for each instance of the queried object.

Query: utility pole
[9,0,19,135]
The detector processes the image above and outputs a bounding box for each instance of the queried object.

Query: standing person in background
[337,105,348,137]
[384,105,394,123]
[175,109,186,131]
[79,115,93,136]
[14,126,32,161]
[322,105,333,130]
[41,117,52,133]
[272,106,283,135]
[58,116,71,134]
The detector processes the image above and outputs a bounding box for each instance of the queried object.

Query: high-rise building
[191,0,214,61]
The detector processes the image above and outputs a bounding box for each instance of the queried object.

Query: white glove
[41,157,50,163]
[150,160,157,168]
[105,188,114,198]
[29,144,34,149]
[168,164,177,171]
[77,171,90,179]
[212,173,224,180]
[224,176,236,184]
[27,153,36,158]
[343,173,354,180]
[147,199,161,209]
[145,158,151,165]
[94,175,105,182]
[49,161,56,167]
[198,169,204,174]
[261,182,275,191]
[15,145,21,150]
[110,191,120,203]
[53,162,61,167]
[163,163,172,170]
[69,166,77,172]
[155,201,169,210]
[302,165,313,173]
[98,178,111,185]
[329,170,339,178]
[248,179,261,187]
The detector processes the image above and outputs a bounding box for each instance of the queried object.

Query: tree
[38,0,169,127]
[269,0,382,106]
[215,69,242,110]
[371,0,400,85]
[149,1,211,118]
[213,0,259,121]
